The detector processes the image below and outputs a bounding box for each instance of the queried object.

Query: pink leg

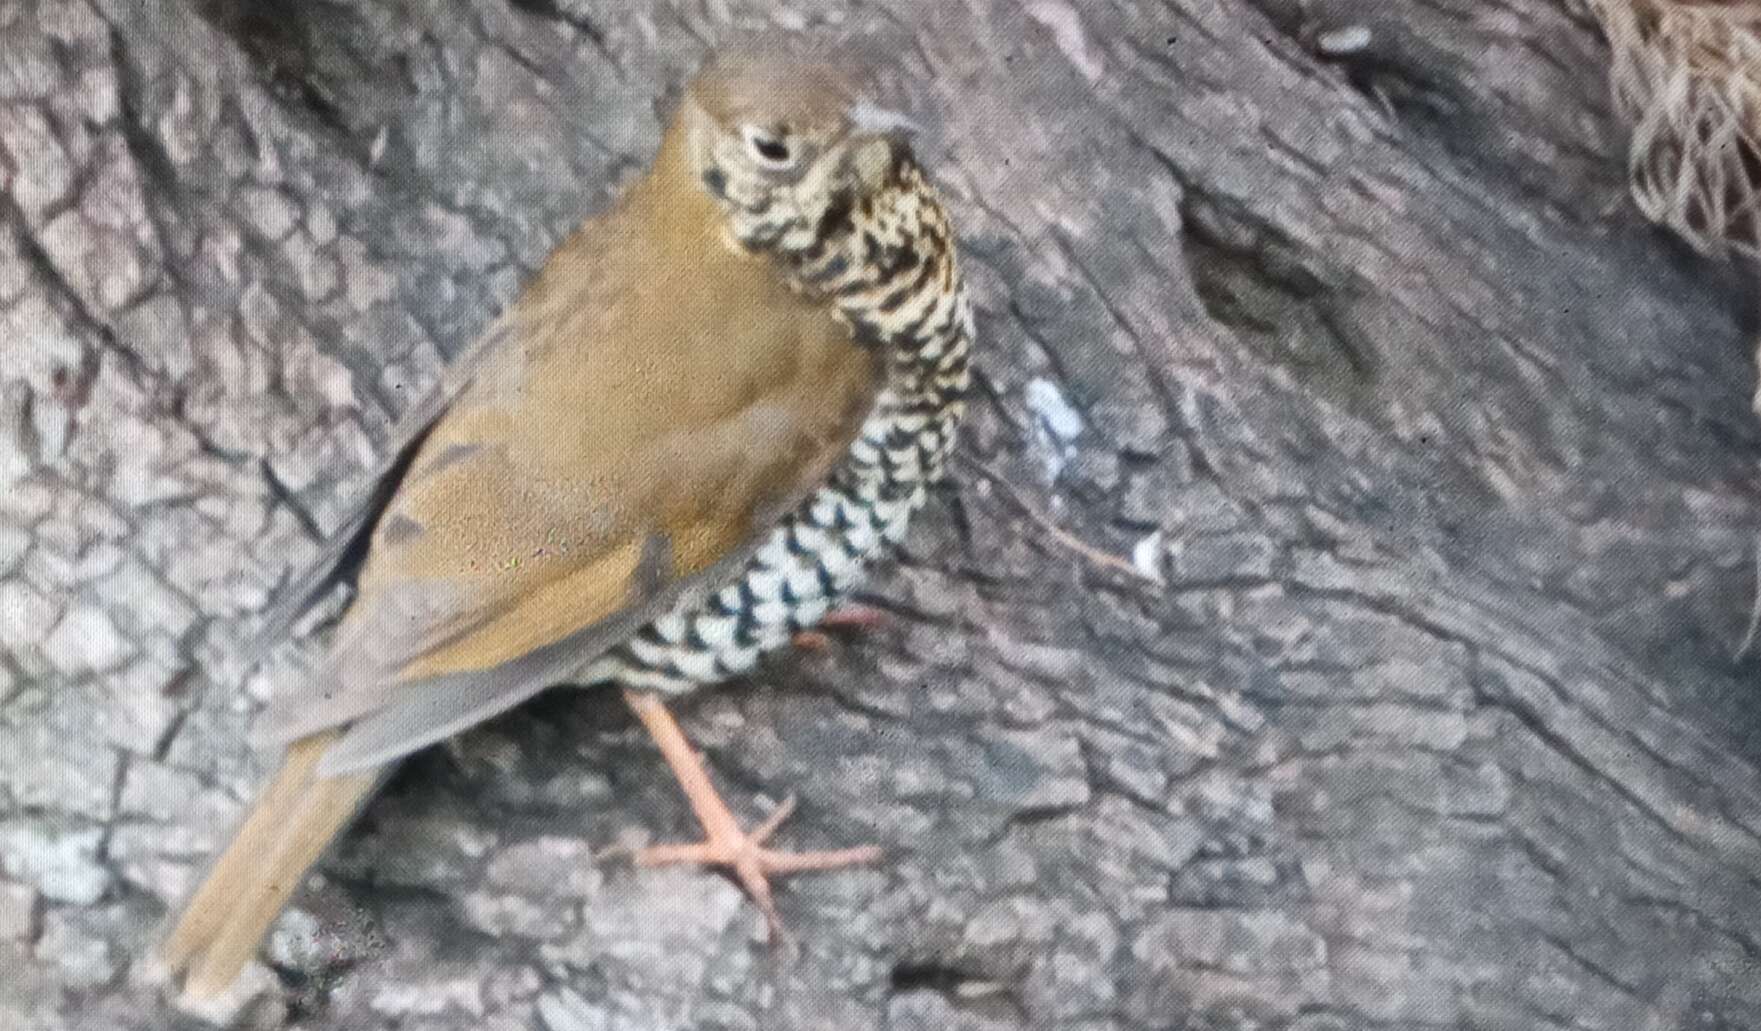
[792,603,893,651]
[622,690,882,939]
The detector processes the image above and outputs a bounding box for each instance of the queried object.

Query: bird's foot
[635,794,882,940]
[621,689,881,941]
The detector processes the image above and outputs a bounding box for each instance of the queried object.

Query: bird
[154,36,974,1000]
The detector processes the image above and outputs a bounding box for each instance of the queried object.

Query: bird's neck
[775,164,973,492]
[642,120,729,244]
[785,162,972,394]
[647,126,970,439]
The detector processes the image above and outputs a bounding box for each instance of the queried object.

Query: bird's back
[251,125,885,759]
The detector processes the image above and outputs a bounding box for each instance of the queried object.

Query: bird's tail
[156,730,381,1000]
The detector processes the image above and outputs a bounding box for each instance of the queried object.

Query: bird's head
[677,39,921,256]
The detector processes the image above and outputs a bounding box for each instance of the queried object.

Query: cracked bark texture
[3,0,1760,1028]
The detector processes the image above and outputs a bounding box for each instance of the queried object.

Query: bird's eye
[744,127,794,167]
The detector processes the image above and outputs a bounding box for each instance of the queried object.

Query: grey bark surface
[2,0,1759,1028]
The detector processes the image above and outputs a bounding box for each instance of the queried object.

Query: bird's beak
[847,100,921,140]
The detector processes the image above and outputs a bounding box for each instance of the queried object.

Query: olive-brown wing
[254,191,879,775]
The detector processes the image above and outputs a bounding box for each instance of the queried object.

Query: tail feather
[158,730,381,1000]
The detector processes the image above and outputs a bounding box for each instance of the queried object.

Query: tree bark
[2,0,1759,1028]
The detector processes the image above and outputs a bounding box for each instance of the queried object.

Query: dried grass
[1589,0,1761,259]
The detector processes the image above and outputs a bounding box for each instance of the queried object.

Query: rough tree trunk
[2,0,1759,1029]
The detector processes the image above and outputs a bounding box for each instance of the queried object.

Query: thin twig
[955,453,1162,585]
[1735,534,1761,660]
